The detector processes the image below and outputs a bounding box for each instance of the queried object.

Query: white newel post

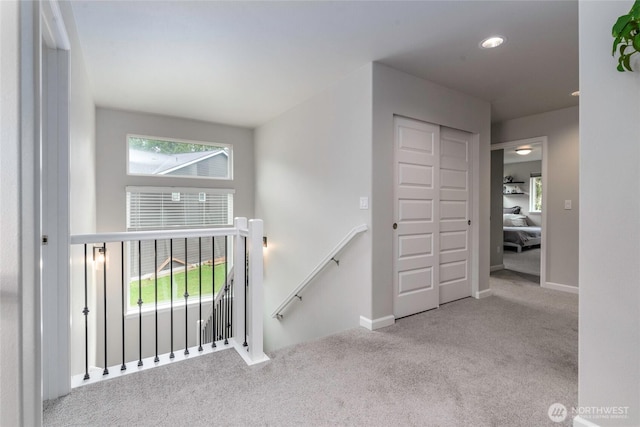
[233,217,247,349]
[247,219,268,364]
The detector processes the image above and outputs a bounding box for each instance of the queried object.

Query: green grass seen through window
[129,263,227,307]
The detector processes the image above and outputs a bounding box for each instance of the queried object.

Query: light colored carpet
[503,247,541,277]
[44,271,577,426]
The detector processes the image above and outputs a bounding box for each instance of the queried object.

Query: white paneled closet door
[439,127,472,304]
[393,118,473,318]
[393,117,440,318]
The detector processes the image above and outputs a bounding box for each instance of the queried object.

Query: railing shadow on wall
[69,217,268,388]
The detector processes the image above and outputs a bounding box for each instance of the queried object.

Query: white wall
[0,1,40,424]
[371,63,491,319]
[1,1,25,423]
[503,160,542,226]
[579,1,640,425]
[96,108,254,232]
[255,64,373,352]
[493,106,579,288]
[89,108,254,371]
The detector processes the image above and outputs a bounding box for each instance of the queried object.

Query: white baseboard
[360,315,395,331]
[490,264,504,272]
[543,282,579,294]
[72,339,234,388]
[474,288,493,299]
[573,415,600,427]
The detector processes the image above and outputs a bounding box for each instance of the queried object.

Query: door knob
[393,223,398,230]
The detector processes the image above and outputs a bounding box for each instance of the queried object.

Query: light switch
[564,200,572,210]
[359,197,369,210]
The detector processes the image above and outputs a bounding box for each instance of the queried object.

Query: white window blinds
[126,186,234,230]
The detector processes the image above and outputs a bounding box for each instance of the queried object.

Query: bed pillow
[503,206,521,214]
[510,217,528,227]
[503,214,528,227]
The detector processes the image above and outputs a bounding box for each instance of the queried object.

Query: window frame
[126,134,233,181]
[124,185,234,314]
[529,176,542,213]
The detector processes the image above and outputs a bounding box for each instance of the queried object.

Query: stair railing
[199,266,234,347]
[69,217,267,388]
[271,224,368,319]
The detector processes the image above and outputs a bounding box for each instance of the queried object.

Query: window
[127,135,232,180]
[126,186,233,310]
[529,175,542,212]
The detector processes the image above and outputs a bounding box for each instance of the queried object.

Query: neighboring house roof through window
[129,149,228,175]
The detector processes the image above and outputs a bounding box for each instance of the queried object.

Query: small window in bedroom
[529,175,542,212]
[127,135,232,180]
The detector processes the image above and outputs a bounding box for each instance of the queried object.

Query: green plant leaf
[620,22,635,40]
[631,0,640,19]
[633,34,640,51]
[620,43,629,56]
[623,53,633,71]
[613,36,623,54]
[617,61,625,72]
[613,14,633,36]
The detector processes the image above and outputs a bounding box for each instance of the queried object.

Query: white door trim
[41,0,71,400]
[491,136,548,287]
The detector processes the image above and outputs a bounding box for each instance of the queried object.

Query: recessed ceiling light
[515,148,532,156]
[571,91,580,97]
[480,36,505,49]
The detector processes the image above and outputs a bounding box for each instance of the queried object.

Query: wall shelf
[503,179,526,196]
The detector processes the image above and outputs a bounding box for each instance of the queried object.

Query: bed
[503,210,541,253]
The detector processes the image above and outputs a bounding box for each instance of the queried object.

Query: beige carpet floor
[44,270,578,426]
[503,247,541,277]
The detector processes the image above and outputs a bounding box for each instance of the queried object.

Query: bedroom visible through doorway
[491,137,548,285]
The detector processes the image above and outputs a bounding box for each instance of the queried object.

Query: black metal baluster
[212,236,216,348]
[83,244,90,380]
[102,243,109,375]
[170,239,174,359]
[243,236,248,347]
[184,238,189,356]
[121,242,126,371]
[198,237,203,352]
[154,239,159,363]
[218,299,222,341]
[224,235,229,345]
[137,240,143,367]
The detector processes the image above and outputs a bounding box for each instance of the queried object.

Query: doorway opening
[491,137,548,285]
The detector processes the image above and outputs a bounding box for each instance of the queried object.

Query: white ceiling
[69,1,578,129]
